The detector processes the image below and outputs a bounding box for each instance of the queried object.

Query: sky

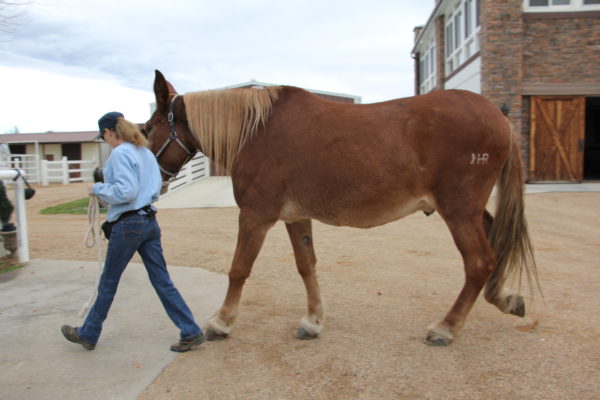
[0,0,433,133]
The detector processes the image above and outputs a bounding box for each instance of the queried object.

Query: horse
[145,70,539,346]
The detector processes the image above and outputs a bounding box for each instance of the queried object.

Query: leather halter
[153,94,197,178]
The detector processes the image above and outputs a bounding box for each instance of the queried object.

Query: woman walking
[61,111,204,352]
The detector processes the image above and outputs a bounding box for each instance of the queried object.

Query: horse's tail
[485,121,541,302]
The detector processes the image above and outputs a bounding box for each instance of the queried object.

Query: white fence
[41,157,96,185]
[1,152,208,191]
[166,153,211,193]
[0,154,41,184]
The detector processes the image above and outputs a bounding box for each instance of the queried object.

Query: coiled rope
[79,195,106,318]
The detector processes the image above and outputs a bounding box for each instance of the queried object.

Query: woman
[61,111,204,352]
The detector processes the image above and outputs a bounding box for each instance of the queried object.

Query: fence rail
[0,154,40,184]
[41,157,96,185]
[1,152,208,191]
[166,153,210,193]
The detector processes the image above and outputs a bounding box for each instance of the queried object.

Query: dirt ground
[21,182,600,399]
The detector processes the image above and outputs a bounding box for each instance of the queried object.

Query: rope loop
[79,195,106,318]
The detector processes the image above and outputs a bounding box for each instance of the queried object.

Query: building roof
[0,131,99,145]
[219,79,362,103]
[411,1,446,54]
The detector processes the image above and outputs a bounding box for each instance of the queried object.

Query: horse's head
[145,70,199,185]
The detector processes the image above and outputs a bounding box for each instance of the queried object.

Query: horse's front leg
[285,219,324,339]
[206,209,275,340]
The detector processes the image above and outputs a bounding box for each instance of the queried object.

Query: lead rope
[79,195,106,318]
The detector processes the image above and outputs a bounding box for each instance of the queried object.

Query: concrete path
[0,259,226,400]
[155,176,600,209]
[525,181,600,193]
[156,177,237,209]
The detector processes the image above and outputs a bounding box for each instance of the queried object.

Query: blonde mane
[183,87,281,174]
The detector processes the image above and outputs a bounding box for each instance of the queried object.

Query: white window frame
[523,0,600,12]
[419,42,437,94]
[445,0,480,75]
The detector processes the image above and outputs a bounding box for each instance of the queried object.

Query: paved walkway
[525,182,600,193]
[0,259,226,400]
[155,177,600,209]
[156,177,237,209]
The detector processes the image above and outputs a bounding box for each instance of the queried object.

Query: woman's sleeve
[93,150,139,205]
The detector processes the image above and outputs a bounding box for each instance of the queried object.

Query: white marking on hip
[471,153,489,165]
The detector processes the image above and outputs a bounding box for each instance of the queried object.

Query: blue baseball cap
[97,111,124,139]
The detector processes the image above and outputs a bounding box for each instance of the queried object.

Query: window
[445,0,480,74]
[465,0,472,37]
[525,0,600,10]
[419,43,436,94]
[445,24,453,58]
[530,0,569,5]
[454,11,462,49]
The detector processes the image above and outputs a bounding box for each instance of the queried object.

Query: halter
[154,94,197,178]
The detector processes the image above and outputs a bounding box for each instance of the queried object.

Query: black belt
[101,205,156,240]
[117,205,156,222]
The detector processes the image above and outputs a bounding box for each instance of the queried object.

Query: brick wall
[523,15,600,84]
[480,0,528,170]
[435,15,446,91]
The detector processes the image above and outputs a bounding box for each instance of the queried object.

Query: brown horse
[145,70,539,346]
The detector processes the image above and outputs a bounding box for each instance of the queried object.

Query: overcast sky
[0,0,433,133]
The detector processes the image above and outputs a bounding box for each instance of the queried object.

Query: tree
[3,126,20,134]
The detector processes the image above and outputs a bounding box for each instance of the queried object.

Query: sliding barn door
[530,96,585,182]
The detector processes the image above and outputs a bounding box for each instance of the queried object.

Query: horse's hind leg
[426,215,496,346]
[206,209,275,340]
[285,220,324,340]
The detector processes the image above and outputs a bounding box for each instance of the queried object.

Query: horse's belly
[279,195,435,229]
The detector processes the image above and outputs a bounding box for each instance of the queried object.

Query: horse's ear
[153,70,177,111]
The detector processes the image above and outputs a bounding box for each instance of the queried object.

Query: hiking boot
[170,333,205,352]
[61,325,95,351]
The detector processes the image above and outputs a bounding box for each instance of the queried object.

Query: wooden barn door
[530,96,585,182]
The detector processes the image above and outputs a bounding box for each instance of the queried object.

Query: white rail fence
[0,154,41,184]
[166,153,211,193]
[1,152,209,190]
[40,157,96,185]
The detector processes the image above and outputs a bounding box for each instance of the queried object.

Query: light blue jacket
[92,142,161,222]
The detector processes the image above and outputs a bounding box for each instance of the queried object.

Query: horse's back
[232,88,511,227]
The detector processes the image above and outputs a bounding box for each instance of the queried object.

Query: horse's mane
[183,86,281,174]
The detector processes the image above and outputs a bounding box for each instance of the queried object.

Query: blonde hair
[114,117,148,147]
[184,87,280,174]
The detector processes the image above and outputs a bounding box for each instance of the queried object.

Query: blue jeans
[78,214,201,344]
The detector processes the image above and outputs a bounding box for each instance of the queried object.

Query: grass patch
[0,256,24,275]
[41,198,107,215]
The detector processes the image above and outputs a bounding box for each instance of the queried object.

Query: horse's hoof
[205,328,229,341]
[424,333,452,346]
[508,295,526,317]
[424,323,453,346]
[295,326,319,340]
